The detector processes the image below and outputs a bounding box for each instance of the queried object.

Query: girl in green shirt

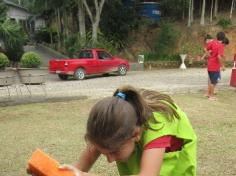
[62,85,197,176]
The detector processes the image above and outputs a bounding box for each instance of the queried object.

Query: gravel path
[1,44,234,105]
[1,68,232,101]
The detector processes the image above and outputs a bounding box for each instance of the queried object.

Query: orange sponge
[27,149,74,176]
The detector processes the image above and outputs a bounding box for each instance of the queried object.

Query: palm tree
[0,20,26,66]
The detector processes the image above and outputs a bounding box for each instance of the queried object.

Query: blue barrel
[140,2,161,21]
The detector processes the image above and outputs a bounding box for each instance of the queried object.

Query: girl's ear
[132,127,141,142]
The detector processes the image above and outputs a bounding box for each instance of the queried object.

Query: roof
[3,0,29,12]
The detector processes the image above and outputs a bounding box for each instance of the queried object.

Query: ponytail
[114,85,151,126]
[114,85,180,125]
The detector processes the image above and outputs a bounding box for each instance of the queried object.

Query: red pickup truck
[49,48,130,80]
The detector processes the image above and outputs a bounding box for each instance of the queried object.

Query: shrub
[20,52,42,68]
[179,42,204,57]
[0,52,9,69]
[154,23,180,58]
[64,34,81,57]
[217,17,231,29]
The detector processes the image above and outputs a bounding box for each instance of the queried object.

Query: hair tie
[116,92,126,100]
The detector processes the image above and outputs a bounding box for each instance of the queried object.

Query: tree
[100,0,138,45]
[82,0,106,44]
[200,0,206,26]
[78,0,86,38]
[230,0,236,19]
[210,0,214,23]
[214,0,218,18]
[188,0,193,27]
[0,0,7,23]
[0,20,26,66]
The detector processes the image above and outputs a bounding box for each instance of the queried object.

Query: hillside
[120,19,236,62]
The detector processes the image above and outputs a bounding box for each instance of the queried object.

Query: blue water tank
[140,2,161,21]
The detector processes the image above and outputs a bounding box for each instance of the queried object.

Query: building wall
[6,6,31,22]
[35,19,46,30]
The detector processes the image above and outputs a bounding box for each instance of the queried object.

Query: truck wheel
[74,68,85,80]
[118,65,127,76]
[58,74,68,80]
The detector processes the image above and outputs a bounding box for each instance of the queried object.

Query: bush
[217,17,231,29]
[0,52,9,69]
[152,23,180,60]
[64,34,81,57]
[20,52,42,68]
[34,27,57,43]
[179,42,204,57]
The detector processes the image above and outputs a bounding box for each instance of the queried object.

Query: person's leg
[209,84,217,100]
[214,71,221,95]
[208,71,219,100]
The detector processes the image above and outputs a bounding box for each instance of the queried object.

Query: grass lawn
[0,90,236,176]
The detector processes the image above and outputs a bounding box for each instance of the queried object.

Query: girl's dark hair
[222,37,229,45]
[216,32,226,41]
[86,85,180,150]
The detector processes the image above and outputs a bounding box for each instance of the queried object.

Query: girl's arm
[76,145,101,172]
[138,148,166,176]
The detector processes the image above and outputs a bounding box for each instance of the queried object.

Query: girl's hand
[59,164,82,176]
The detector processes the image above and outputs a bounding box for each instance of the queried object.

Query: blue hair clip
[116,92,126,100]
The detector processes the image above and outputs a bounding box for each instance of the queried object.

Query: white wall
[6,6,31,22]
[35,18,46,29]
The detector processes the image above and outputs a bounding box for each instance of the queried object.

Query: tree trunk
[210,0,214,22]
[200,0,206,26]
[214,0,218,18]
[78,0,86,38]
[230,0,235,19]
[82,0,106,45]
[188,0,192,27]
[56,9,61,49]
[191,0,194,22]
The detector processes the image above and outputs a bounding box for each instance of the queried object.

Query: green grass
[0,90,236,176]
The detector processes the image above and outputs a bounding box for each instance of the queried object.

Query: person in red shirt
[206,32,227,100]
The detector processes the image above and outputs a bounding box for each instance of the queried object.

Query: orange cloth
[28,149,74,176]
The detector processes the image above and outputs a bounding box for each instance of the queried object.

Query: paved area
[0,68,233,105]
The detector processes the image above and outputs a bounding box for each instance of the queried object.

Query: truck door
[78,50,98,74]
[96,51,116,73]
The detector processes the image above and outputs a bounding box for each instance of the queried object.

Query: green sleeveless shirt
[117,104,197,176]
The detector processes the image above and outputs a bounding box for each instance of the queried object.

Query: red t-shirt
[207,40,224,71]
[144,135,183,152]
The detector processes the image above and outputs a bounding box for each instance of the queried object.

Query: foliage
[160,0,189,19]
[34,27,57,43]
[0,52,9,69]
[144,52,179,61]
[94,35,119,55]
[217,17,232,29]
[64,34,81,57]
[179,42,204,57]
[0,0,7,23]
[100,1,139,48]
[20,52,42,68]
[153,23,180,59]
[64,32,118,57]
[0,20,26,62]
